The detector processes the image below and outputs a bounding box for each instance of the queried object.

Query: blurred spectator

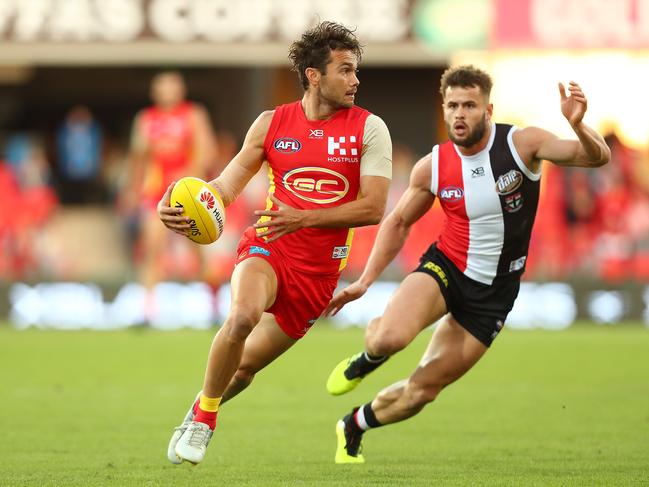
[524,163,571,279]
[3,133,52,189]
[526,132,649,282]
[0,158,21,279]
[592,134,649,281]
[56,105,105,204]
[0,135,58,280]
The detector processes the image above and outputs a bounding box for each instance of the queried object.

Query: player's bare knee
[224,307,260,343]
[232,366,255,387]
[365,316,381,337]
[367,328,409,357]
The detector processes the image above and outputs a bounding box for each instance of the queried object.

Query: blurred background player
[157,21,392,465]
[124,71,216,321]
[324,65,611,463]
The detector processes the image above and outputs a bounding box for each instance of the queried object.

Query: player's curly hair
[440,65,493,99]
[288,21,363,90]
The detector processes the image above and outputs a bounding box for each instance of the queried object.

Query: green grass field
[1,323,648,486]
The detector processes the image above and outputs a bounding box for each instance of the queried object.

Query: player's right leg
[173,257,277,464]
[221,312,297,403]
[327,272,447,396]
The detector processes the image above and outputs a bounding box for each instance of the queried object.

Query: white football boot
[174,421,213,464]
[166,391,201,464]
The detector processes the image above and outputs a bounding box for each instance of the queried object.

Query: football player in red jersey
[157,22,393,464]
[125,71,216,321]
[323,65,611,463]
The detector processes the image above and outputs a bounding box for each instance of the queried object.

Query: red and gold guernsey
[260,101,371,277]
[141,101,194,201]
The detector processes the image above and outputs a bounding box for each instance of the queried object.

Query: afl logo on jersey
[283,167,349,204]
[439,186,464,202]
[495,170,523,195]
[274,137,302,153]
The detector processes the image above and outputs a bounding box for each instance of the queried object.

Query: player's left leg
[166,313,295,463]
[173,257,277,464]
[166,390,202,464]
[336,314,487,463]
[327,272,447,396]
[221,312,297,403]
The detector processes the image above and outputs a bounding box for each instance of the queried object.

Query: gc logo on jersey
[283,167,349,204]
[274,137,302,153]
[439,186,464,202]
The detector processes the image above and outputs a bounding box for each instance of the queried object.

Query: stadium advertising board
[4,0,649,50]
[0,0,465,65]
[5,281,649,330]
[0,0,411,43]
[493,0,649,48]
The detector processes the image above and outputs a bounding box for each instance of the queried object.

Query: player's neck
[455,123,492,157]
[300,93,339,121]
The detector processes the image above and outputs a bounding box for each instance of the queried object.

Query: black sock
[344,352,389,380]
[351,402,382,431]
[345,407,364,435]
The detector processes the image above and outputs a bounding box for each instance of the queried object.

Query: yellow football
[170,177,226,245]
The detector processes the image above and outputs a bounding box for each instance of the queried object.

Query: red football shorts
[235,227,338,339]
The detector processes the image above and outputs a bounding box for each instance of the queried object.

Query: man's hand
[253,195,307,242]
[559,81,587,127]
[322,280,369,317]
[157,182,191,236]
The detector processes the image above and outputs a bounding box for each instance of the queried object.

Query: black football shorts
[413,244,520,347]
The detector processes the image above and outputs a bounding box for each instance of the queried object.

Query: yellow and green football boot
[326,353,364,396]
[335,417,365,464]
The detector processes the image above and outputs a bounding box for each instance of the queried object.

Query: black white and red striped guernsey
[431,123,541,285]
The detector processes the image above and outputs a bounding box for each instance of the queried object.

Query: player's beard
[447,114,488,147]
[326,92,353,109]
[319,85,353,110]
[339,97,354,108]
